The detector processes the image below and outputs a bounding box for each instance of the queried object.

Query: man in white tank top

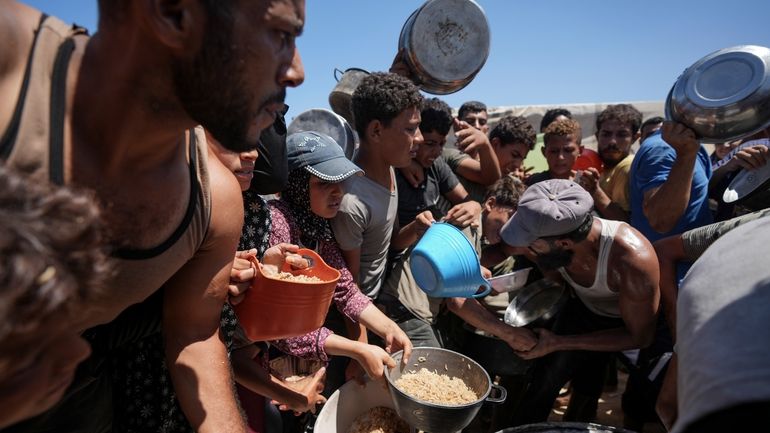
[499,179,661,424]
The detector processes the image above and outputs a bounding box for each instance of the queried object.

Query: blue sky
[25,0,770,122]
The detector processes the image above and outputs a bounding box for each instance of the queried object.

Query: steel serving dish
[665,45,770,143]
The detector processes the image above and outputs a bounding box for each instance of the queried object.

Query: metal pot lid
[723,153,770,204]
[682,46,768,109]
[287,108,356,160]
[401,0,490,84]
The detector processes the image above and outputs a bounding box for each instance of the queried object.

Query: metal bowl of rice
[385,347,506,432]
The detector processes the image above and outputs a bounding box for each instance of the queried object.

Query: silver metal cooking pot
[665,45,770,143]
[496,421,636,433]
[328,67,369,126]
[398,0,490,95]
[385,347,506,432]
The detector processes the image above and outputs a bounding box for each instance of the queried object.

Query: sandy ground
[547,370,666,433]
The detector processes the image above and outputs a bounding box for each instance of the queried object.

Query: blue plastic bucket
[410,222,492,298]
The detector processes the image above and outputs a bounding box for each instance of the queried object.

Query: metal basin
[666,45,770,143]
[385,347,506,432]
[328,67,369,126]
[399,0,490,95]
[504,279,568,328]
[496,422,635,432]
[287,108,358,160]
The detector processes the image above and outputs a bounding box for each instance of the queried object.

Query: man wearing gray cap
[500,179,661,424]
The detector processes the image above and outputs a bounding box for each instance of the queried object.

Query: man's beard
[171,12,265,152]
[534,249,575,271]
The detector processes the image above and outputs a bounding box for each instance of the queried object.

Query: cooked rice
[394,368,477,405]
[347,407,409,433]
[261,264,324,282]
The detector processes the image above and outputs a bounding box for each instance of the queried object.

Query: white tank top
[558,218,623,318]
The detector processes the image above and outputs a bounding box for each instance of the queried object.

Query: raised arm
[642,122,701,233]
[453,121,502,186]
[162,153,246,432]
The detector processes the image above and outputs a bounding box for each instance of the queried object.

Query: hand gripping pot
[410,222,492,298]
[233,248,340,342]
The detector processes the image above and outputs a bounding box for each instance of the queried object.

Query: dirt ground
[547,369,666,433]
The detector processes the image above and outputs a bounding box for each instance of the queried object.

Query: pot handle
[334,68,344,82]
[472,282,492,298]
[486,384,507,404]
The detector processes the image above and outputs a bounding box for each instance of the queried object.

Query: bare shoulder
[205,144,245,241]
[609,222,659,288]
[0,2,44,130]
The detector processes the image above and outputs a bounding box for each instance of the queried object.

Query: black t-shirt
[395,158,460,227]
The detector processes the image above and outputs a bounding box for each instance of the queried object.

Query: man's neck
[354,143,394,190]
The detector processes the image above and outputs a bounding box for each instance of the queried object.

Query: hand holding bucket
[410,222,492,298]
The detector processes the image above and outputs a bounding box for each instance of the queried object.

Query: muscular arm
[162,154,246,432]
[653,235,686,341]
[445,297,537,352]
[643,122,701,233]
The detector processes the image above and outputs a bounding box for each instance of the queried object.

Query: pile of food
[261,264,324,282]
[347,407,409,433]
[394,368,478,405]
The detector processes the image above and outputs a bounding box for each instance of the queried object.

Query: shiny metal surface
[386,347,505,433]
[328,67,369,126]
[399,0,490,95]
[496,421,636,432]
[487,268,532,294]
[504,279,568,328]
[287,108,358,160]
[666,45,770,143]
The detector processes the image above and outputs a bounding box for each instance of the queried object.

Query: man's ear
[556,238,574,249]
[365,119,383,143]
[490,136,501,150]
[483,197,495,213]
[138,0,205,53]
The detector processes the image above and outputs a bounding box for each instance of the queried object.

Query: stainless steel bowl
[385,347,506,432]
[398,0,490,95]
[504,279,568,328]
[287,108,358,160]
[666,45,770,143]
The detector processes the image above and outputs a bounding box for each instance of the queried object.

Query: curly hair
[539,108,573,132]
[351,72,423,136]
[420,98,453,136]
[0,166,111,341]
[543,118,582,146]
[595,104,643,134]
[489,115,537,150]
[485,174,526,208]
[457,101,487,120]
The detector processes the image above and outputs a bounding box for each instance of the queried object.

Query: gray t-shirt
[330,169,398,298]
[395,157,459,226]
[673,217,770,433]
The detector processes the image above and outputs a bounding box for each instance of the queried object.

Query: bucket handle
[486,384,507,404]
[472,281,492,298]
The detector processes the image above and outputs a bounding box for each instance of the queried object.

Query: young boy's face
[493,140,530,175]
[415,130,445,168]
[380,106,422,169]
[0,322,91,428]
[543,134,581,178]
[207,132,259,192]
[482,198,515,245]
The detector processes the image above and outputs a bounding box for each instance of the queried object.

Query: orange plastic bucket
[234,248,340,342]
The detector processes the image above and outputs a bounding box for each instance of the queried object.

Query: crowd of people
[1,1,769,433]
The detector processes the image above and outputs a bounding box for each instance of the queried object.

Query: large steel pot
[665,45,770,143]
[496,422,635,433]
[385,347,506,432]
[328,67,369,126]
[399,0,490,95]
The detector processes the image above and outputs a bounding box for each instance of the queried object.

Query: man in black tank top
[0,1,305,432]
